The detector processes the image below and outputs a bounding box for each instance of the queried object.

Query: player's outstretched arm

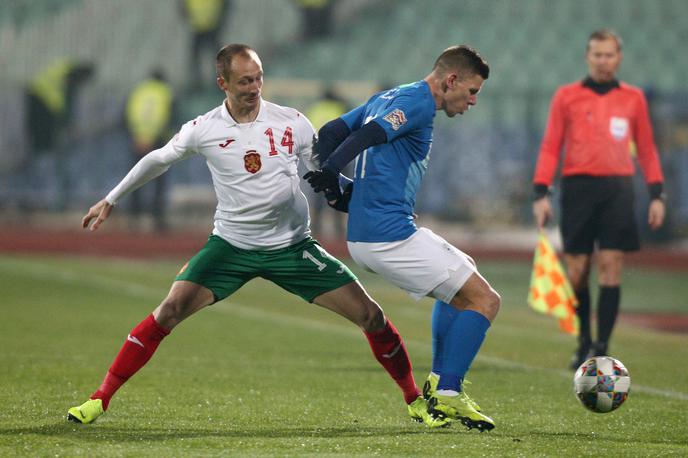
[82,199,114,232]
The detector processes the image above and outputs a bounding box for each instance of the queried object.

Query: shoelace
[460,380,481,411]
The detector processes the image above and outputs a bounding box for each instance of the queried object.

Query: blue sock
[431,300,461,375]
[437,309,491,392]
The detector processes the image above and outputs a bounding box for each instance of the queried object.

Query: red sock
[91,314,170,410]
[364,319,420,404]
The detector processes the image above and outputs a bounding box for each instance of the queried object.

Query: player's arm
[83,119,198,231]
[313,104,366,165]
[632,91,666,230]
[295,112,354,213]
[304,104,383,210]
[305,121,387,189]
[532,88,566,229]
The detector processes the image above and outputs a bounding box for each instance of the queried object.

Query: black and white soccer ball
[573,356,630,413]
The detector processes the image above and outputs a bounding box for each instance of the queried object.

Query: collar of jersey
[581,76,620,95]
[221,98,267,126]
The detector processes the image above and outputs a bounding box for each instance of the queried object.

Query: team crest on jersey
[609,116,629,140]
[244,151,262,174]
[382,109,407,130]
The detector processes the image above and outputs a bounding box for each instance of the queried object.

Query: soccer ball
[573,356,630,413]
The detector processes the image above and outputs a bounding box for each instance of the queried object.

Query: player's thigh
[560,176,599,254]
[261,237,358,303]
[175,235,258,303]
[598,177,639,252]
[347,228,477,303]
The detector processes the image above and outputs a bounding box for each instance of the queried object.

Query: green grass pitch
[0,254,686,456]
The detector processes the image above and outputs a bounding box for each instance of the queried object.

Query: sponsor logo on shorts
[382,109,407,130]
[244,151,262,174]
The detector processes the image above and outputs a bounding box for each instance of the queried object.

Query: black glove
[328,182,353,213]
[303,168,340,195]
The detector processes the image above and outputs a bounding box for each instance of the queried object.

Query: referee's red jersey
[533,80,664,186]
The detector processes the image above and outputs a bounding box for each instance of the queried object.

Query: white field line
[3,257,687,401]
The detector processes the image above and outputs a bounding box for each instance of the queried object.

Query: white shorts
[347,227,477,303]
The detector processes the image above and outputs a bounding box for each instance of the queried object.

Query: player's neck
[225,100,260,124]
[423,74,444,111]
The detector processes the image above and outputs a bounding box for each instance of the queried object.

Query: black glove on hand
[303,168,339,195]
[328,182,353,213]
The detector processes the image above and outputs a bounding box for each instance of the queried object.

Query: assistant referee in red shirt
[532,29,666,370]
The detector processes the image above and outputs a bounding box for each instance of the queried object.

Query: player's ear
[217,76,227,91]
[446,73,457,89]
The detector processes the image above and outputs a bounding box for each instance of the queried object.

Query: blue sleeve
[373,93,432,142]
[340,104,367,131]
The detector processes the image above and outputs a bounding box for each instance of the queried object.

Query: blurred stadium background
[1,3,687,455]
[1,0,687,248]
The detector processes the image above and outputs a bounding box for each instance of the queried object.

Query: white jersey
[106,99,318,250]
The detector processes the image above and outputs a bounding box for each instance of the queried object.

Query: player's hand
[532,197,553,230]
[327,182,353,213]
[82,199,113,232]
[648,198,665,231]
[303,168,339,195]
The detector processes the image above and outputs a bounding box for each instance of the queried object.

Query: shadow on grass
[0,422,455,442]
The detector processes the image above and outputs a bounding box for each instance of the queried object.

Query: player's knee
[155,295,191,329]
[484,288,501,321]
[358,301,385,332]
[598,260,622,284]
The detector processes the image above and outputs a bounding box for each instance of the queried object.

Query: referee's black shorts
[560,175,640,254]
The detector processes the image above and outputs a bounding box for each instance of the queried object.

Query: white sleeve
[295,112,318,171]
[105,119,199,205]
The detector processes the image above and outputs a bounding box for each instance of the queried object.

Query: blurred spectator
[305,85,349,238]
[296,0,335,41]
[180,0,230,91]
[125,70,175,232]
[24,59,94,209]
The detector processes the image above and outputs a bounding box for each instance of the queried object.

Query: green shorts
[175,235,357,303]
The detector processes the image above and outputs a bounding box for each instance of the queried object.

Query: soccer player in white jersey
[67,44,446,427]
[305,46,498,431]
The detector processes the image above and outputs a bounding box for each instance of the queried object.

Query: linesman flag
[527,232,579,335]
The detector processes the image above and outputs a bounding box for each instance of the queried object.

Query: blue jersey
[341,80,436,242]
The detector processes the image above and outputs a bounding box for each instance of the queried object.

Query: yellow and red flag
[527,232,579,335]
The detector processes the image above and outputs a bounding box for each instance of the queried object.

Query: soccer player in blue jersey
[305,45,499,431]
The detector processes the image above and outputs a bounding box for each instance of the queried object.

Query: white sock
[436,389,459,397]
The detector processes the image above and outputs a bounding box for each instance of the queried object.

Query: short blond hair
[587,29,623,52]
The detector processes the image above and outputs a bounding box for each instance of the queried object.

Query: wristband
[533,184,552,201]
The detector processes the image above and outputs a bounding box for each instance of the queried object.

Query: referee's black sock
[597,286,620,350]
[575,288,591,345]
